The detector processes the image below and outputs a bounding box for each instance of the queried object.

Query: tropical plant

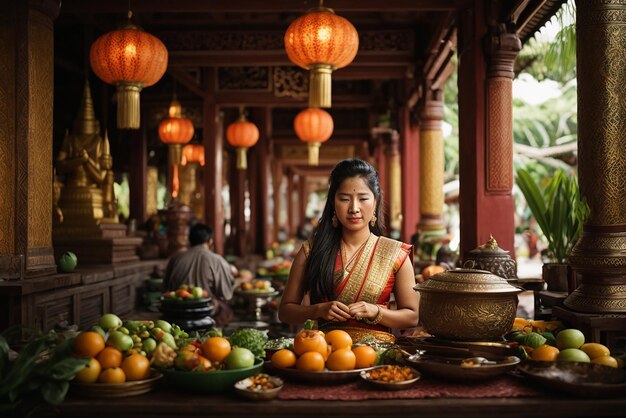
[515,167,588,263]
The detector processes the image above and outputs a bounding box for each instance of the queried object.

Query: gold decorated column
[386,130,402,234]
[565,0,626,313]
[418,88,445,233]
[178,164,197,208]
[0,0,59,278]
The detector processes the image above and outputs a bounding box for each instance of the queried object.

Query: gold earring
[370,214,377,227]
[331,213,339,228]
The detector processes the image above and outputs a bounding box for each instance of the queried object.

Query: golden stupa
[53,82,141,264]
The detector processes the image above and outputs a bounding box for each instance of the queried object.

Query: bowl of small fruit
[161,285,212,307]
[156,336,263,394]
[236,280,277,296]
[234,373,284,401]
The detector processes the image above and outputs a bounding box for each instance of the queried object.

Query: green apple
[557,348,591,363]
[99,313,122,330]
[556,329,585,350]
[225,347,255,370]
[106,330,134,351]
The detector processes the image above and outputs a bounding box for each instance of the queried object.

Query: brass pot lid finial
[470,234,510,255]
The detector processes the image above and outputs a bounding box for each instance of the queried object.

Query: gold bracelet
[363,304,384,325]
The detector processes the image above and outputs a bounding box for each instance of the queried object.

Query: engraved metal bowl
[414,268,522,341]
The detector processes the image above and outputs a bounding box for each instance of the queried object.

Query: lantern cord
[127,0,133,20]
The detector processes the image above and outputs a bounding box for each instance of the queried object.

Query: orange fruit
[352,345,377,369]
[74,331,105,358]
[325,330,352,351]
[294,330,329,360]
[121,353,151,381]
[74,357,101,383]
[201,337,232,362]
[531,344,560,362]
[326,348,356,371]
[98,367,126,383]
[296,351,325,372]
[96,347,123,369]
[591,356,619,368]
[271,349,297,369]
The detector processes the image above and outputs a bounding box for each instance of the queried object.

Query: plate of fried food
[360,365,421,390]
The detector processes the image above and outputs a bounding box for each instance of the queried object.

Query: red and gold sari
[303,235,412,342]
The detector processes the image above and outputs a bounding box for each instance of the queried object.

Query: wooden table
[45,387,626,418]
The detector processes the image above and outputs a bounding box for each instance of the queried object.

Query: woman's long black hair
[304,159,386,304]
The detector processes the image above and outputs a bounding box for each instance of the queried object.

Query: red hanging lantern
[284,1,358,108]
[226,113,259,170]
[90,13,168,129]
[294,108,334,166]
[181,144,205,167]
[158,97,195,165]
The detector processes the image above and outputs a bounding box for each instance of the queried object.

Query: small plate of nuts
[360,365,421,390]
[234,373,284,401]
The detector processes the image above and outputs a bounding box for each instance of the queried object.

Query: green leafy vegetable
[228,328,268,360]
[0,328,88,417]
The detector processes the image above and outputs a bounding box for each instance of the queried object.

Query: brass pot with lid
[414,265,522,341]
[464,236,518,282]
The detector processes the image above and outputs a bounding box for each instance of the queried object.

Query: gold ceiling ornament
[89,10,168,129]
[284,0,359,108]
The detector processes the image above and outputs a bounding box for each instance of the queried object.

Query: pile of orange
[73,331,151,384]
[271,329,377,372]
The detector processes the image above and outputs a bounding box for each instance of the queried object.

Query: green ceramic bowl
[161,359,263,394]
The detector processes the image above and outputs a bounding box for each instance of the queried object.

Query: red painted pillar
[248,107,271,254]
[400,107,420,243]
[457,1,518,258]
[203,68,225,254]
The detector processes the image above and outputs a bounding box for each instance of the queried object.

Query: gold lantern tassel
[236,147,248,170]
[168,144,183,166]
[116,82,143,129]
[307,142,321,166]
[309,64,333,108]
[172,164,179,198]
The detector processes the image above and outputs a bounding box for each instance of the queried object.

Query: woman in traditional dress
[278,159,418,341]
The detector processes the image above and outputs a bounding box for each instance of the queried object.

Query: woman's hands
[316,301,379,322]
[317,301,352,322]
[347,301,377,321]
